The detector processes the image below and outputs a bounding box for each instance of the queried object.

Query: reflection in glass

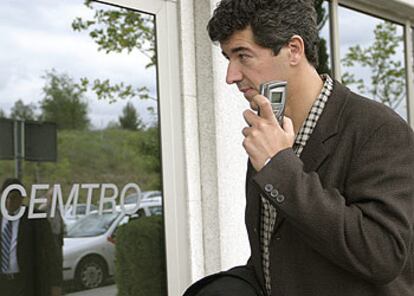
[412,27,414,93]
[339,6,407,119]
[66,212,119,238]
[0,0,164,295]
[316,0,332,75]
[64,204,98,229]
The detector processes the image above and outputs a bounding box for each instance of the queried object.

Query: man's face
[5,190,23,213]
[220,27,289,108]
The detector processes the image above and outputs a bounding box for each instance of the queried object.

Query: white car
[63,204,98,229]
[124,190,162,204]
[63,196,162,289]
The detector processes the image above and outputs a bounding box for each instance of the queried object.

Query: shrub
[115,216,166,296]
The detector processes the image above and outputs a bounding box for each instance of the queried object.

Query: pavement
[65,284,117,296]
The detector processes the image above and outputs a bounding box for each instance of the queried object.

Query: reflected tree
[342,21,405,110]
[0,108,6,118]
[10,99,37,121]
[119,102,145,131]
[40,70,90,130]
[72,0,155,104]
[137,126,161,173]
[70,2,161,189]
[314,0,331,75]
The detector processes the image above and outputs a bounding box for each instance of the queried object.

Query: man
[0,178,62,296]
[38,187,64,296]
[184,0,414,295]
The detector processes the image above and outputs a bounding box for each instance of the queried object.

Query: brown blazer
[246,81,414,296]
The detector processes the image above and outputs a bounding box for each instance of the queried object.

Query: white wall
[178,0,251,282]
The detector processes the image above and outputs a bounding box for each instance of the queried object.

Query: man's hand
[242,93,295,171]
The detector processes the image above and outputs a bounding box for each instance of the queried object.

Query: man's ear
[287,35,305,66]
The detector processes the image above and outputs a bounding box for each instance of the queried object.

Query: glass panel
[0,1,165,295]
[316,0,332,75]
[339,6,407,119]
[412,26,414,99]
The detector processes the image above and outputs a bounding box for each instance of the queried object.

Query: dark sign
[24,121,57,162]
[0,118,14,160]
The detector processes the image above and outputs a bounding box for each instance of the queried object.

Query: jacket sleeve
[245,160,256,270]
[252,119,414,285]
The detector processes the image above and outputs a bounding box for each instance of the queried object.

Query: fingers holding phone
[242,97,294,171]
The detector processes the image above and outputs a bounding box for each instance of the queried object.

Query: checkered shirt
[260,74,333,295]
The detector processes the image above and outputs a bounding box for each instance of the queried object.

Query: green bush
[116,216,166,296]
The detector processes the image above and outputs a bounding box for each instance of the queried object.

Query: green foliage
[137,126,161,173]
[79,77,153,104]
[72,0,155,67]
[315,0,328,29]
[115,216,166,296]
[341,21,405,110]
[317,38,331,75]
[119,102,145,131]
[106,120,121,129]
[0,108,6,118]
[314,0,331,75]
[40,70,90,130]
[10,99,37,121]
[0,128,162,201]
[72,1,156,103]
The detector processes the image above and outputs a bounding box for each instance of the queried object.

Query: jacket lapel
[300,80,349,172]
[272,81,350,232]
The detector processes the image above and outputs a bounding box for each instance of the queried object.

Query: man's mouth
[239,88,248,93]
[239,87,256,94]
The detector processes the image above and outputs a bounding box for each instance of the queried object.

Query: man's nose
[226,62,242,85]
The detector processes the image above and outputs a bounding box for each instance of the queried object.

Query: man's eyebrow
[230,46,251,54]
[221,46,252,58]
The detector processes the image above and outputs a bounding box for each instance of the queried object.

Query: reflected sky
[338,5,407,119]
[0,1,410,126]
[0,0,157,129]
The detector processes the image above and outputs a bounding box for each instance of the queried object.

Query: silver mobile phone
[259,80,287,126]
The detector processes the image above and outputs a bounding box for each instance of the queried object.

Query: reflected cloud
[0,0,157,129]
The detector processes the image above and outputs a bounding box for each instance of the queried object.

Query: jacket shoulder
[332,82,411,136]
[345,88,404,123]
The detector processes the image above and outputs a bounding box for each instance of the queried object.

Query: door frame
[95,0,190,294]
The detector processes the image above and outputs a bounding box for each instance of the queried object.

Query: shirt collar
[294,74,334,148]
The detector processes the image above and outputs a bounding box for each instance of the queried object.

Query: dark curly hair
[207,0,320,68]
[1,178,24,195]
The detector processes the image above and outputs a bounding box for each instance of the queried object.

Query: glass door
[0,0,188,295]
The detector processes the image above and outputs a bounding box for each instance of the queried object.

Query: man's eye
[239,54,250,62]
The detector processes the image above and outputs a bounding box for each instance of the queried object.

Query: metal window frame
[328,0,414,127]
[405,24,414,124]
[92,0,190,295]
[329,0,342,81]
